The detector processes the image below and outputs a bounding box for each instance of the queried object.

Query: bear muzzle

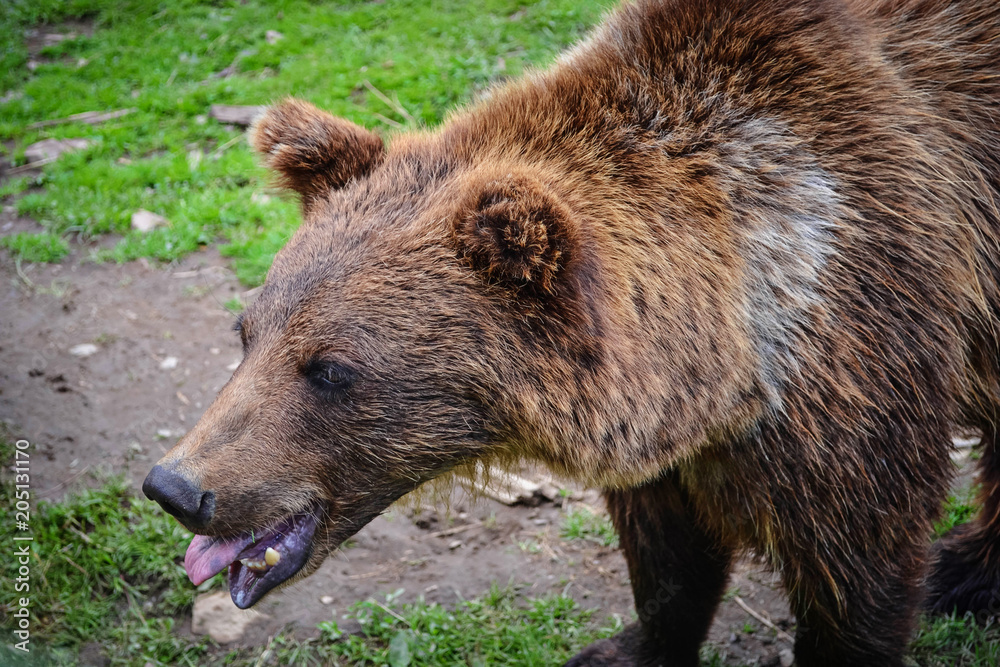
[142,463,216,530]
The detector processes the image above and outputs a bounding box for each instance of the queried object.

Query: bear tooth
[265,547,281,566]
[240,558,268,572]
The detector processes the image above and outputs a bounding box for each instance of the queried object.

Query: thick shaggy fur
[148,1,1000,665]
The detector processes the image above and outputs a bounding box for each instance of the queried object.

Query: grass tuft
[0,231,70,262]
[560,506,618,548]
[934,485,979,538]
[909,613,1000,667]
[218,585,622,667]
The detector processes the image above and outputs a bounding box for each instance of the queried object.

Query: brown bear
[141,0,1000,664]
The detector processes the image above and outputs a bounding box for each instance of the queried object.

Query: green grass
[0,231,70,262]
[222,295,244,315]
[909,614,1000,666]
[0,0,609,283]
[0,174,35,199]
[934,485,979,538]
[305,586,620,667]
[560,506,619,548]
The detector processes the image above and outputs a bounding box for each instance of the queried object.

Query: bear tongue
[184,533,256,586]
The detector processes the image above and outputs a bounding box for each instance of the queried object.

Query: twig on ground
[421,520,482,540]
[211,134,244,159]
[61,555,89,577]
[28,107,136,129]
[363,79,415,124]
[734,595,795,643]
[253,636,276,667]
[39,465,93,497]
[68,526,92,544]
[346,566,390,580]
[540,540,561,562]
[14,259,35,289]
[8,157,57,173]
[372,112,403,129]
[367,597,408,624]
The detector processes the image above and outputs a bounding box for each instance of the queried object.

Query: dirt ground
[3,205,841,667]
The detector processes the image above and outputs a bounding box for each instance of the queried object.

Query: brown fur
[145,0,1000,664]
[249,98,385,208]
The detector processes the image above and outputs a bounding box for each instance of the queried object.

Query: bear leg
[781,534,923,666]
[565,471,732,667]
[926,423,1000,620]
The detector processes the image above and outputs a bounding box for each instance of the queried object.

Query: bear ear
[249,98,385,208]
[453,170,577,295]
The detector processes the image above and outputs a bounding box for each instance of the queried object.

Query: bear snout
[142,463,216,530]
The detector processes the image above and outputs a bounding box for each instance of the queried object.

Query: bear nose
[142,464,215,529]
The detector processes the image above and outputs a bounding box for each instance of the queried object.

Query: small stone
[25,137,90,163]
[265,30,284,44]
[209,347,221,355]
[192,591,266,644]
[156,429,173,438]
[131,209,170,233]
[70,343,98,357]
[209,104,264,126]
[43,33,70,46]
[448,540,462,550]
[779,648,795,667]
[227,360,240,371]
[536,482,561,502]
[160,356,179,370]
[320,595,334,605]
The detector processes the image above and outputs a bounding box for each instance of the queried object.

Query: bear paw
[564,623,693,667]
[926,524,1000,621]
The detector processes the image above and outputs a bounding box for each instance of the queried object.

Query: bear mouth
[183,502,323,609]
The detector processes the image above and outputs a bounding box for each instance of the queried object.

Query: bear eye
[305,360,355,396]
